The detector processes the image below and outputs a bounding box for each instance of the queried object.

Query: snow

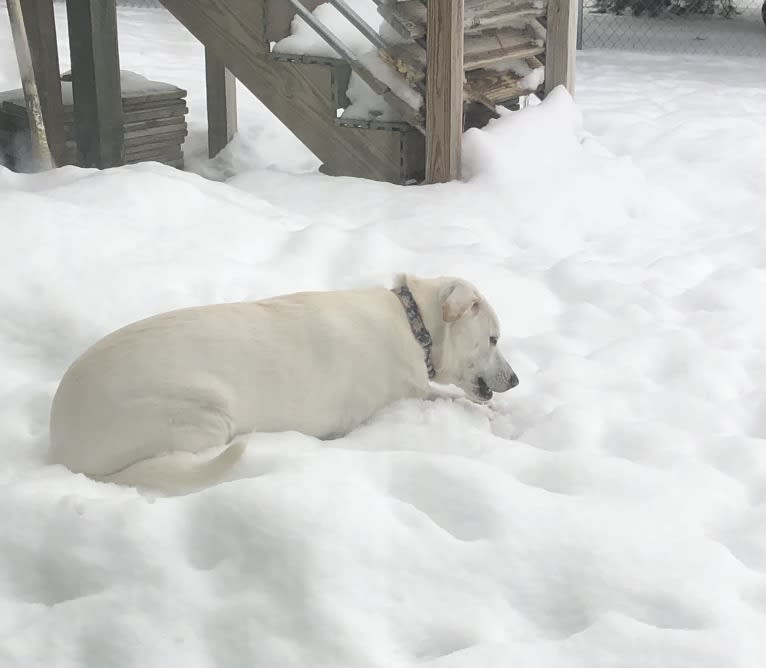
[3,4,766,667]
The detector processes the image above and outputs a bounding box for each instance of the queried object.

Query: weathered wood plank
[123,143,183,157]
[19,0,66,165]
[124,136,185,150]
[378,44,426,84]
[464,28,545,70]
[124,140,184,157]
[2,104,187,131]
[464,67,542,105]
[64,0,124,168]
[205,47,237,158]
[377,2,423,42]
[425,0,463,183]
[545,0,577,95]
[159,0,269,61]
[123,127,187,146]
[10,123,186,146]
[123,118,187,135]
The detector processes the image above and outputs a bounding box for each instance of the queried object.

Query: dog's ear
[441,281,480,322]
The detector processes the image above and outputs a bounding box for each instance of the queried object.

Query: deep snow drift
[2,4,766,668]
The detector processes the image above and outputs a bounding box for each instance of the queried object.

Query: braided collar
[392,285,436,379]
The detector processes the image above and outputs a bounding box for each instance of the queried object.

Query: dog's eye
[489,337,498,346]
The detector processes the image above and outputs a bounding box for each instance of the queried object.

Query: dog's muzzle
[477,371,519,400]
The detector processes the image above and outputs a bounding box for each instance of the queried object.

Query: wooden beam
[545,0,577,95]
[160,0,269,57]
[18,0,67,165]
[6,0,55,169]
[64,0,124,168]
[205,48,238,158]
[425,0,464,184]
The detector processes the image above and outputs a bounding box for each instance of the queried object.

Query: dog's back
[49,289,429,490]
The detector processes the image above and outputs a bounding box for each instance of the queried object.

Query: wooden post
[425,0,463,184]
[15,0,67,165]
[65,0,124,168]
[6,0,55,170]
[545,0,578,96]
[205,48,238,158]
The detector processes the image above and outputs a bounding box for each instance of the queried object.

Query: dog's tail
[94,439,247,494]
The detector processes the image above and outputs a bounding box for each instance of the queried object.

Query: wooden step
[378,43,426,84]
[378,0,547,42]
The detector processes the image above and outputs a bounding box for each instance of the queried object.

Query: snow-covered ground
[2,4,766,667]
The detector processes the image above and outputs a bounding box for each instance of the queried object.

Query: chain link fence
[580,0,766,54]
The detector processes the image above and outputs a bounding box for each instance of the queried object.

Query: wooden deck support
[6,0,56,169]
[205,48,238,158]
[64,0,124,168]
[545,0,577,95]
[14,0,66,166]
[425,0,464,184]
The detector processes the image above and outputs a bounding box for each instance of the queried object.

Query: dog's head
[433,278,519,403]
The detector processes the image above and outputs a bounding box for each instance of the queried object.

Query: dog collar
[392,286,436,379]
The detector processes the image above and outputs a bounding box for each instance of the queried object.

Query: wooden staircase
[158,0,574,184]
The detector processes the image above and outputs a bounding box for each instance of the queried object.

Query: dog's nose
[509,373,519,389]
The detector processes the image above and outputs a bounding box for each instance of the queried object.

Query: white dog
[49,275,518,492]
